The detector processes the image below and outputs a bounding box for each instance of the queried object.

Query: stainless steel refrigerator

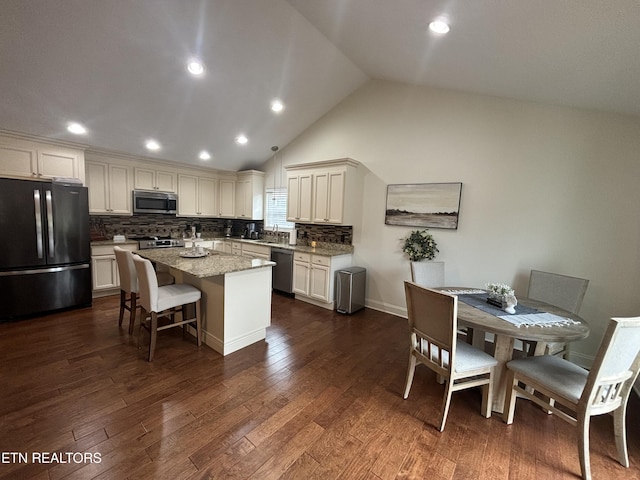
[0,178,92,319]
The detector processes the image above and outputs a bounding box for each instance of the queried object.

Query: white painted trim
[363,299,406,318]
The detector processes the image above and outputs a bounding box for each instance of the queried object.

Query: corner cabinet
[292,252,353,310]
[177,174,217,217]
[235,170,265,220]
[217,177,235,217]
[0,136,85,182]
[285,158,364,225]
[85,160,132,214]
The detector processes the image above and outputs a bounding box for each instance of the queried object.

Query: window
[265,188,294,230]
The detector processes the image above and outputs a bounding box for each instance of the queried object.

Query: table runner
[456,293,578,328]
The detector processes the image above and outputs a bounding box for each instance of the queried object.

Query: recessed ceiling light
[187,59,205,76]
[429,19,450,35]
[67,122,87,135]
[199,150,211,160]
[145,139,161,151]
[235,134,248,145]
[270,99,284,113]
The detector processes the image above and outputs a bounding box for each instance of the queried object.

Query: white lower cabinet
[91,243,137,297]
[241,243,271,259]
[293,252,353,309]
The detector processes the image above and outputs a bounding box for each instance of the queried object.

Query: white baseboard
[364,298,406,318]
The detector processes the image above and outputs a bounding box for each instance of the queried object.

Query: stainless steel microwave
[132,190,177,214]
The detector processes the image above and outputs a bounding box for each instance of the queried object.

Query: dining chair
[113,246,175,334]
[504,316,640,480]
[403,281,498,431]
[525,269,589,357]
[132,254,202,361]
[410,261,444,288]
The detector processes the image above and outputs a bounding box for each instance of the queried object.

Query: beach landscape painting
[385,182,462,229]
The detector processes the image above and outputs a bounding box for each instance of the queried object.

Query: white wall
[261,79,640,365]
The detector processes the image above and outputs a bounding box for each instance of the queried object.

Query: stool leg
[118,290,126,326]
[195,299,202,346]
[148,312,158,362]
[128,293,137,334]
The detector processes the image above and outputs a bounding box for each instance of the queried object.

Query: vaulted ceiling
[1,1,638,171]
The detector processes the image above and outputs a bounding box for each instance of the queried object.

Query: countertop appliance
[336,267,366,314]
[132,190,177,215]
[129,236,185,250]
[0,179,92,319]
[271,247,293,294]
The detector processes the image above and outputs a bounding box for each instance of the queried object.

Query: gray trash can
[335,267,366,314]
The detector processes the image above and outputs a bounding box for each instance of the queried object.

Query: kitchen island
[137,248,275,356]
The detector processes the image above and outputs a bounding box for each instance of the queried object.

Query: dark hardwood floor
[1,293,639,479]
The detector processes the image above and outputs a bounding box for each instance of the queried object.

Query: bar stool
[113,246,174,334]
[132,254,202,361]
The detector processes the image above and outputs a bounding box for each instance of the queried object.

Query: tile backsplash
[90,215,353,245]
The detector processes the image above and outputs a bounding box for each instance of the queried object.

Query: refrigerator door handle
[34,189,44,259]
[46,190,54,257]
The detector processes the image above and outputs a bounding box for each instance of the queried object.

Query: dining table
[439,287,591,413]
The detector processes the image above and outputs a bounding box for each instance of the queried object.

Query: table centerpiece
[486,282,517,314]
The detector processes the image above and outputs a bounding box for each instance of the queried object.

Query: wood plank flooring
[1,293,639,479]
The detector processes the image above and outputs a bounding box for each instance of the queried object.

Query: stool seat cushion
[156,284,201,313]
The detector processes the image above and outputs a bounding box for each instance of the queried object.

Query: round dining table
[440,287,590,413]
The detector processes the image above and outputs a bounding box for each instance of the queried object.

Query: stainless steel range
[131,236,185,250]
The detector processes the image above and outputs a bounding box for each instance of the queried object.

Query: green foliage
[401,229,439,262]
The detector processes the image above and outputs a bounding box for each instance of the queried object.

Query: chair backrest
[583,317,640,412]
[410,261,445,288]
[404,281,457,372]
[527,269,589,314]
[132,254,159,313]
[114,246,138,293]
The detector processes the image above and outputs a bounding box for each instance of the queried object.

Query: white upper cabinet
[286,159,364,225]
[85,160,131,215]
[0,136,85,182]
[235,170,265,220]
[177,174,217,217]
[134,167,176,192]
[312,171,345,224]
[286,172,313,223]
[218,178,235,217]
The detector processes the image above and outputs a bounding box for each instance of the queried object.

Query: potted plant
[402,229,444,286]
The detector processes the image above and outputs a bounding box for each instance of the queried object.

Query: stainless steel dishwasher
[271,247,294,293]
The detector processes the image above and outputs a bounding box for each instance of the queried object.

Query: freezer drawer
[0,264,92,319]
[335,267,366,314]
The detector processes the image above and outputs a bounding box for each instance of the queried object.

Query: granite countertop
[91,239,139,247]
[137,248,275,278]
[91,237,354,257]
[208,237,354,257]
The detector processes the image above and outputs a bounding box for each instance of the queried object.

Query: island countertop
[137,248,275,278]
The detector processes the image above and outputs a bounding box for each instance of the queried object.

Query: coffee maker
[244,223,257,239]
[224,220,232,237]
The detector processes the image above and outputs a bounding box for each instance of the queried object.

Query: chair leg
[439,380,454,432]
[613,402,630,468]
[118,290,126,326]
[137,307,147,349]
[503,370,518,424]
[148,312,158,362]
[578,411,592,480]
[481,377,493,418]
[403,352,417,399]
[195,299,202,346]
[128,293,137,334]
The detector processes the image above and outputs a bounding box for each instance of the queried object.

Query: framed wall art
[385,182,462,229]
